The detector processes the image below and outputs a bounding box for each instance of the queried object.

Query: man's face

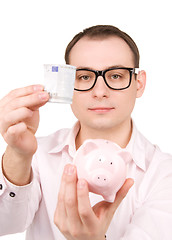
[69,36,143,132]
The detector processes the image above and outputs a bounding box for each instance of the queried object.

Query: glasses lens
[75,70,95,90]
[105,69,130,89]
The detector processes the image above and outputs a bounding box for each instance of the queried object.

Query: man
[0,25,172,240]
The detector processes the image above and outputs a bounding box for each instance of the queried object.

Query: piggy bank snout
[92,174,109,187]
[91,169,112,187]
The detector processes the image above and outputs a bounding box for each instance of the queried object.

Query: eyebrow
[76,65,130,71]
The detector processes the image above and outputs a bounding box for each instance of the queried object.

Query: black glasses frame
[74,67,139,91]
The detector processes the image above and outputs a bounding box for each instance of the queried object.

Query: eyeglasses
[74,67,139,91]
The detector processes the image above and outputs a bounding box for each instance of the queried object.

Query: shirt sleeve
[0,152,42,236]
[121,155,172,239]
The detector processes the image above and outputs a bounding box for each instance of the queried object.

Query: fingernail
[77,179,86,189]
[38,92,49,101]
[64,165,75,175]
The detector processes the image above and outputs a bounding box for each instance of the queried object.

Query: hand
[54,164,134,240]
[0,85,49,158]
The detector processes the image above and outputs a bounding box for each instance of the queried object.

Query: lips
[88,107,115,113]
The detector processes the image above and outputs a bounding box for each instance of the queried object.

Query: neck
[75,119,133,150]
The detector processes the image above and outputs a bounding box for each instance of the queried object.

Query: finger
[0,85,44,107]
[77,178,97,228]
[54,166,67,227]
[64,165,82,227]
[0,107,33,135]
[8,91,49,111]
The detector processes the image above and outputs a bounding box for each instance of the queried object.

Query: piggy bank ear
[74,140,98,164]
[118,150,132,164]
[83,140,98,155]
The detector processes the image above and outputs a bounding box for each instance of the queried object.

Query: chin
[87,119,118,131]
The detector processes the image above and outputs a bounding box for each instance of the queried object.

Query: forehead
[69,36,135,69]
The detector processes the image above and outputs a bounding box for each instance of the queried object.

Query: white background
[0,0,172,239]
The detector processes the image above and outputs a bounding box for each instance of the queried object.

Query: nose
[91,76,110,99]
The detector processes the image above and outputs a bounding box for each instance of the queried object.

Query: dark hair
[65,25,140,67]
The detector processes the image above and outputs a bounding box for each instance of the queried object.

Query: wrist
[3,144,33,163]
[2,147,32,186]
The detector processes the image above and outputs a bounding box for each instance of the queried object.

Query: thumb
[109,178,134,213]
[92,178,134,232]
[93,178,134,219]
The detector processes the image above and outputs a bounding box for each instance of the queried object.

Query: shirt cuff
[0,154,35,203]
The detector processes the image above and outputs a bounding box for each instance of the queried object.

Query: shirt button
[9,192,16,197]
[0,184,3,190]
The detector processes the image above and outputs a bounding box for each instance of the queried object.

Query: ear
[136,70,146,98]
[118,150,132,164]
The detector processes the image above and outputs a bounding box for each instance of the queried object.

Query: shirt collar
[126,121,146,171]
[48,121,80,157]
[48,120,146,171]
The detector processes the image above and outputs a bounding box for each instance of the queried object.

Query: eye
[80,75,90,81]
[111,74,120,80]
[110,162,113,165]
[77,73,91,81]
[99,159,102,162]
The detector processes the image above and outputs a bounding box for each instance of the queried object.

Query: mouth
[88,107,115,113]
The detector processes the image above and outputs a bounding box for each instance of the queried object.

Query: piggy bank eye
[99,159,102,162]
[110,162,113,165]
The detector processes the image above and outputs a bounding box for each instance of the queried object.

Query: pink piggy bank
[73,139,132,202]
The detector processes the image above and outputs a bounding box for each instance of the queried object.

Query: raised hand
[0,85,49,185]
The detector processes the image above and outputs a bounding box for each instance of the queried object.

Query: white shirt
[0,121,172,240]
